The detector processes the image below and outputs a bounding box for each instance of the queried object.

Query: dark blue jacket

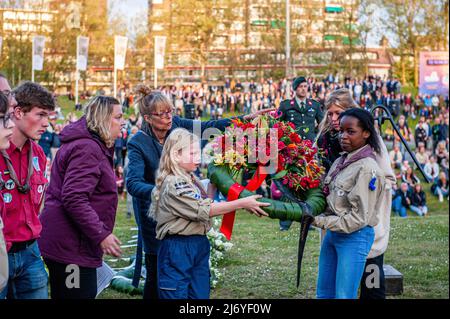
[38,129,55,159]
[126,116,238,255]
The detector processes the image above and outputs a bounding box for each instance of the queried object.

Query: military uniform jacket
[313,146,386,234]
[150,174,212,240]
[278,97,324,141]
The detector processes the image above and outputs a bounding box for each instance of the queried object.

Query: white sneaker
[439,193,444,202]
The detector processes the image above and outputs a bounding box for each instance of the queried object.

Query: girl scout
[149,128,270,299]
[312,108,385,299]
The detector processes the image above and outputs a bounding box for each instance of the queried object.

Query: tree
[379,0,448,87]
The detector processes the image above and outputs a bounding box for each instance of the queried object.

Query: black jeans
[359,254,386,299]
[44,258,97,299]
[143,253,158,299]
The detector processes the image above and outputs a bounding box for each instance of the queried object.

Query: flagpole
[154,37,157,89]
[75,68,79,105]
[31,37,34,82]
[114,67,117,98]
[154,65,157,89]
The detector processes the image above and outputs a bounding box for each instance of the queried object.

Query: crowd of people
[0,70,448,300]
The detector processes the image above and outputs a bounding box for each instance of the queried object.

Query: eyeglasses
[151,109,174,119]
[1,90,15,100]
[0,112,14,128]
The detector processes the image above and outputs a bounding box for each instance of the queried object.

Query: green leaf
[271,170,287,180]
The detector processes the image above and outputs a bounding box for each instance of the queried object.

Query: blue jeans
[409,205,428,216]
[0,241,48,299]
[392,196,408,217]
[317,226,375,299]
[434,187,449,198]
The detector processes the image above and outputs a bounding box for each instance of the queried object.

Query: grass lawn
[56,96,448,299]
[97,183,448,299]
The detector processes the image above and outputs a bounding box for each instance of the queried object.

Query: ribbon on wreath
[219,166,268,240]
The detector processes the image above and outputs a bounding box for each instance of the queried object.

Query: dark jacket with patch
[278,97,323,141]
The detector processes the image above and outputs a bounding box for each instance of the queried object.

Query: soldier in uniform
[277,76,324,231]
[279,76,324,141]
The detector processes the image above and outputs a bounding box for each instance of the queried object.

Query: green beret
[292,76,307,91]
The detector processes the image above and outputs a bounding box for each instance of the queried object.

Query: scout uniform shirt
[150,174,212,240]
[278,97,324,141]
[313,146,385,234]
[0,139,48,251]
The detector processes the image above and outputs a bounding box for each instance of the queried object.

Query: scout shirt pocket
[326,178,354,216]
[30,173,48,206]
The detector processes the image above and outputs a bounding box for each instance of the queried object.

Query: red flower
[288,122,296,130]
[277,155,285,172]
[231,118,243,127]
[278,141,286,150]
[277,127,284,139]
[289,132,301,144]
[242,122,256,130]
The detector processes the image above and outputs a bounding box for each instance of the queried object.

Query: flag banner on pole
[154,36,166,70]
[114,35,128,70]
[77,36,89,71]
[32,35,46,71]
[419,51,449,96]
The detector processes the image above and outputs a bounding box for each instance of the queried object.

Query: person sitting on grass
[392,182,411,218]
[424,155,440,183]
[401,166,420,189]
[389,144,403,169]
[432,172,449,202]
[409,183,428,217]
[435,141,449,167]
[415,142,429,169]
[149,128,270,299]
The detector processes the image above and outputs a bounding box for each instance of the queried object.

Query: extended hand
[240,195,270,217]
[243,108,277,121]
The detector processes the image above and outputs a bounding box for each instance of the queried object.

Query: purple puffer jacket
[38,117,118,268]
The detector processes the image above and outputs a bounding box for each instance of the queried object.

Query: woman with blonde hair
[316,88,358,173]
[39,96,125,299]
[126,85,272,299]
[150,128,268,299]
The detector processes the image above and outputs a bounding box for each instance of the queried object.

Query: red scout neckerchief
[1,145,34,194]
[220,166,267,240]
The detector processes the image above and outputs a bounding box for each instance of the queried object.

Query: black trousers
[143,253,158,299]
[359,254,386,299]
[44,258,97,299]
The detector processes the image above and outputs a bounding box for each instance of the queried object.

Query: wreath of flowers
[209,111,324,196]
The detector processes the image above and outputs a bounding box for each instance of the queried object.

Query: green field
[98,187,448,299]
